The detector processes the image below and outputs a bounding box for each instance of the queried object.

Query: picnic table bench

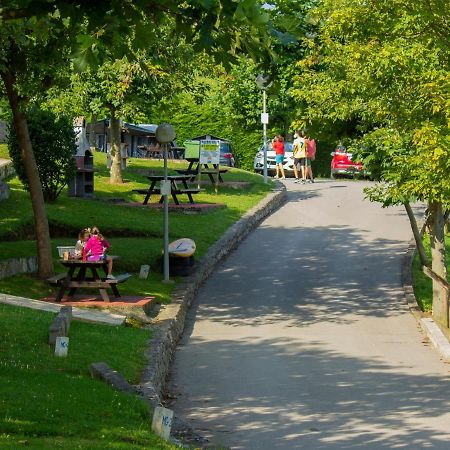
[47,257,131,303]
[133,174,204,205]
[175,157,228,184]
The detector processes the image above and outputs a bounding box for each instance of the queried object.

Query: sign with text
[199,140,220,165]
[160,180,171,196]
[55,337,69,357]
[151,406,173,441]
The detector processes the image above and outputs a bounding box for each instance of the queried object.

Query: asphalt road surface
[168,180,450,449]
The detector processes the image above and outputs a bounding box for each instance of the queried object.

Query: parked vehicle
[254,141,295,175]
[330,145,367,178]
[219,142,235,167]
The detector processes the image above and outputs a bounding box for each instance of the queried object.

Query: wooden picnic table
[133,174,203,205]
[48,257,130,303]
[175,157,228,184]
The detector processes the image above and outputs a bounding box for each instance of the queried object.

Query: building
[86,120,158,157]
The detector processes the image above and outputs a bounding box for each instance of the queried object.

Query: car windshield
[220,143,231,154]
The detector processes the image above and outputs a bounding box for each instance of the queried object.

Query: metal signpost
[256,74,271,184]
[156,123,176,283]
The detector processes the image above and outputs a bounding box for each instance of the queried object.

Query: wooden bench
[48,265,131,302]
[133,188,161,195]
[107,273,132,284]
[133,187,203,205]
[175,168,228,183]
[47,273,68,286]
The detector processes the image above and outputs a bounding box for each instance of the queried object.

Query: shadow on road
[169,337,450,449]
[183,225,410,330]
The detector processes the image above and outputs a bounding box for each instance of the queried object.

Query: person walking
[273,135,286,180]
[293,130,307,183]
[306,135,316,183]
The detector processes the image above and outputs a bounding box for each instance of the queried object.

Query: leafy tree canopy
[291,0,449,206]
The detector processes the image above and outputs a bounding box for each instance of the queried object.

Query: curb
[139,183,287,404]
[402,238,450,363]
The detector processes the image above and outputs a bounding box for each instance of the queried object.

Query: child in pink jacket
[82,226,115,279]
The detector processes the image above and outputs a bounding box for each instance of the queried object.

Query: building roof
[123,123,154,135]
[93,120,156,136]
[190,134,230,143]
[137,124,158,134]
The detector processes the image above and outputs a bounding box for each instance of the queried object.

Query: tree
[291,0,450,326]
[1,0,272,278]
[8,109,76,202]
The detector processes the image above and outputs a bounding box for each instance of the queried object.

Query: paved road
[168,180,450,449]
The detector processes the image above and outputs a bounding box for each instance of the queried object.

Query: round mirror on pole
[156,123,176,284]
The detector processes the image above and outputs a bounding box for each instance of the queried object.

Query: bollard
[139,264,150,279]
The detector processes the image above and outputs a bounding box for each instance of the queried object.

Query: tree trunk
[1,70,54,278]
[429,201,448,328]
[89,114,97,149]
[109,109,123,184]
[404,201,429,267]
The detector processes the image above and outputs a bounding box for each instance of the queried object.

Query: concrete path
[168,180,450,449]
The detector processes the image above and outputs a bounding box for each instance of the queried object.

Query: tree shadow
[187,225,410,329]
[168,190,447,448]
[169,337,450,449]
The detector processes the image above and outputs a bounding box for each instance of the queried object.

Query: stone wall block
[0,257,38,280]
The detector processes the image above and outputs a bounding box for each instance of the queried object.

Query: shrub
[8,109,76,202]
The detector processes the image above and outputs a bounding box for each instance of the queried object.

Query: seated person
[82,226,115,280]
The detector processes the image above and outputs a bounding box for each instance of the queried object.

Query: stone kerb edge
[402,237,450,363]
[139,184,287,404]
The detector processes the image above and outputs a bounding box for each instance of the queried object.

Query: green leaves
[290,0,449,207]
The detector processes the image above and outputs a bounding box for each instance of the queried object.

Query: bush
[8,109,76,202]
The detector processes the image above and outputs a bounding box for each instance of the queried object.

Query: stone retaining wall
[0,181,9,201]
[0,159,14,201]
[0,257,38,280]
[0,159,14,179]
[139,184,287,404]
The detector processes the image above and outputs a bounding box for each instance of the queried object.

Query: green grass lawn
[412,233,450,312]
[0,150,272,302]
[0,143,9,159]
[0,303,177,449]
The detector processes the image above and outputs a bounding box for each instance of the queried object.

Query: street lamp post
[156,123,176,283]
[256,74,271,184]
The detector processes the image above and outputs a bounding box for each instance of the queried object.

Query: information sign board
[199,140,220,165]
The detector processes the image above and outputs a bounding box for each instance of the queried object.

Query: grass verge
[0,303,177,449]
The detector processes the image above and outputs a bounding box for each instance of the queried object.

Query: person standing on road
[293,130,307,183]
[273,135,286,179]
[306,135,316,183]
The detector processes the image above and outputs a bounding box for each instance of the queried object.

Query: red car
[330,145,366,178]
